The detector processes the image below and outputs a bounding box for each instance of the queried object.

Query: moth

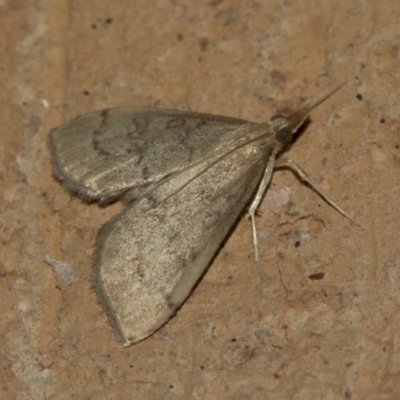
[49,85,356,346]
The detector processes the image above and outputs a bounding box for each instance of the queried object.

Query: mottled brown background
[1,0,399,399]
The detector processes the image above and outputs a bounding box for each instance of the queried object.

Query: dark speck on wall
[308,272,325,280]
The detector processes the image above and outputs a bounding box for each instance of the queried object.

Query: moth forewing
[49,106,256,202]
[94,141,271,345]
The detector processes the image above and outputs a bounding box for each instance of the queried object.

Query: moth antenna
[287,83,347,132]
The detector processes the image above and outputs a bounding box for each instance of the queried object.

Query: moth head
[270,114,293,146]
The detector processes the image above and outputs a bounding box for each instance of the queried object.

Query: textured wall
[1,1,399,399]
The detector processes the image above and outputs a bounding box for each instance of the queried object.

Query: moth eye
[270,114,285,121]
[275,127,292,144]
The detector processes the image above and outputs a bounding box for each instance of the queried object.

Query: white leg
[248,155,275,279]
[274,157,363,228]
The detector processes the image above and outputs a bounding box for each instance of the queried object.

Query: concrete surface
[1,0,400,399]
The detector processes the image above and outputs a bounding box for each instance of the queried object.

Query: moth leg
[274,157,363,228]
[248,155,276,272]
